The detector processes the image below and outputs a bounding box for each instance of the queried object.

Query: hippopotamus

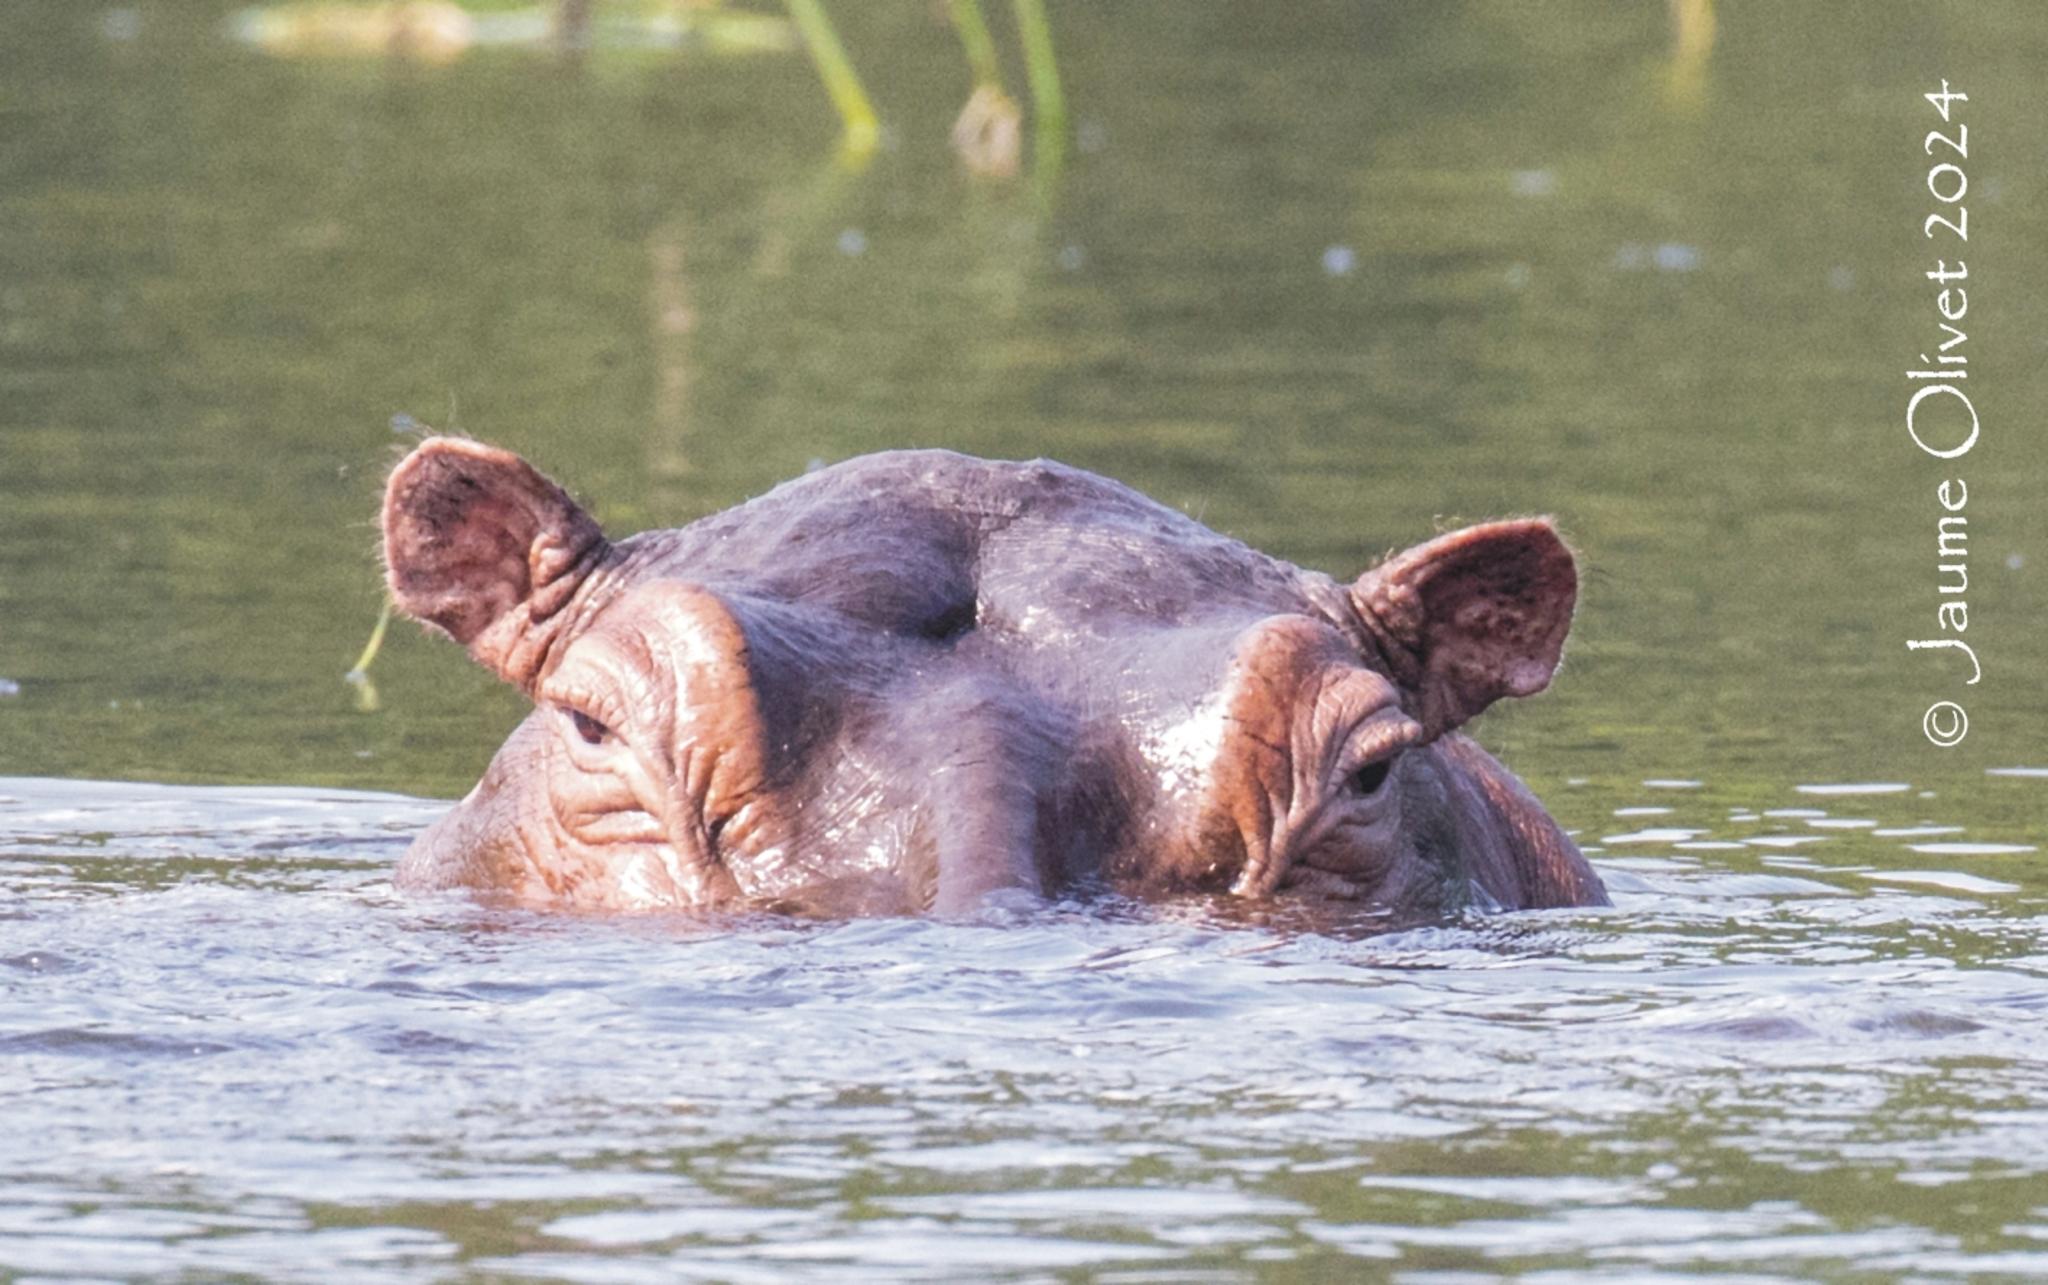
[382,437,1606,919]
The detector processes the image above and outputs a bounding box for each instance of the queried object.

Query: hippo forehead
[603,450,1331,645]
[547,451,1376,795]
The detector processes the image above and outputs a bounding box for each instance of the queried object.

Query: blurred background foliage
[1,2,2044,851]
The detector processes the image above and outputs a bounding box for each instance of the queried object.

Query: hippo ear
[1350,519,1576,741]
[382,436,609,688]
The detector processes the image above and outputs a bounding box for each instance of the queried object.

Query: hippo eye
[565,707,611,746]
[1348,758,1393,797]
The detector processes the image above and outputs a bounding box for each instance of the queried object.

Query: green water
[6,2,2046,806]
[4,3,2048,1278]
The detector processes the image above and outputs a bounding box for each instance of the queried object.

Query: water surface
[5,776,2048,1278]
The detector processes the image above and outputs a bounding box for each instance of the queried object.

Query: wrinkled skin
[383,437,1606,919]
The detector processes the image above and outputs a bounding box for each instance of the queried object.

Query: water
[5,1,2048,1277]
[5,776,2047,1278]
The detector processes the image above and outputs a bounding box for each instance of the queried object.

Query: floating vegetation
[784,0,1063,182]
[226,1,795,64]
[946,1,1021,177]
[218,1,1067,184]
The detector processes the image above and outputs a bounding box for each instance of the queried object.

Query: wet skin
[383,438,1607,918]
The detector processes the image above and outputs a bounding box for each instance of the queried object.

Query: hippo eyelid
[542,680,628,757]
[549,701,617,754]
[566,707,611,746]
[1334,707,1424,793]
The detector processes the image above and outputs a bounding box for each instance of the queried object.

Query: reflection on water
[3,776,2047,1278]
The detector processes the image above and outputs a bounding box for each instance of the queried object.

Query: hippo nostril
[1350,759,1391,796]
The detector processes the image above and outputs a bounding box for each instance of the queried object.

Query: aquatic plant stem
[347,599,393,682]
[1663,0,1715,109]
[948,0,1005,91]
[344,598,393,713]
[1011,0,1064,184]
[783,0,880,164]
[554,0,592,62]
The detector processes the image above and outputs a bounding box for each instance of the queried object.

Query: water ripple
[1,777,2044,1279]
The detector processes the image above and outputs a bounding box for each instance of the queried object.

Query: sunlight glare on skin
[620,851,676,909]
[1143,693,1229,798]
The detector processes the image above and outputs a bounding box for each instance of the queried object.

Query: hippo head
[383,437,1605,918]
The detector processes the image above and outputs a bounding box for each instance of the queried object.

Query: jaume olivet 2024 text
[1905,80,1977,749]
